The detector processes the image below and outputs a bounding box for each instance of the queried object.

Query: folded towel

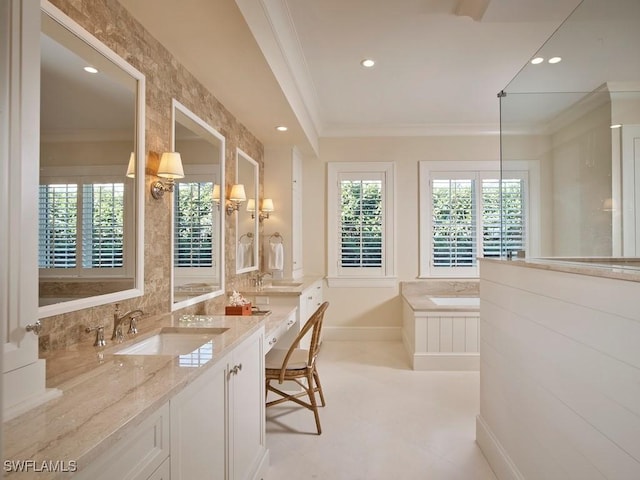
[237,242,253,269]
[268,242,284,271]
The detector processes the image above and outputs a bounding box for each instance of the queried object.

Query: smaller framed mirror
[236,149,259,274]
[171,100,225,309]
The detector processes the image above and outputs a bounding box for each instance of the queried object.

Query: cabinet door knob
[25,320,42,336]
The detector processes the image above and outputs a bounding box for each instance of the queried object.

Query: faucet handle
[85,325,106,347]
[128,316,139,335]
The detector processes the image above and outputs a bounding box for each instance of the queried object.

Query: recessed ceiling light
[610,124,622,129]
[275,126,288,132]
[84,66,98,74]
[548,57,562,64]
[530,57,544,65]
[361,59,375,68]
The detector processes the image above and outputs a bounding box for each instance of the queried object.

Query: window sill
[326,277,397,288]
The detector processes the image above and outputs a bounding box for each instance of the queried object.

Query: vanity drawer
[264,310,297,353]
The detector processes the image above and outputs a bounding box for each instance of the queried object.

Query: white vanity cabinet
[253,279,323,350]
[75,402,170,480]
[170,326,267,480]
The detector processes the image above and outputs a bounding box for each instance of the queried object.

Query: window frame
[39,165,135,278]
[419,161,532,278]
[327,162,396,287]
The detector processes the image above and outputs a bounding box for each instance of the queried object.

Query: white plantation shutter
[327,162,396,286]
[431,178,476,268]
[422,164,528,277]
[174,180,214,268]
[82,183,125,268]
[39,175,129,276]
[482,177,525,258]
[39,184,78,268]
[339,177,383,270]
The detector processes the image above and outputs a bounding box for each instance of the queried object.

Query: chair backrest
[277,301,329,381]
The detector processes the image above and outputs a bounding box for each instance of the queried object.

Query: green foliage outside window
[340,180,382,267]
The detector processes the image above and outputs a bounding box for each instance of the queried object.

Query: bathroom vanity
[241,277,324,350]
[3,306,297,479]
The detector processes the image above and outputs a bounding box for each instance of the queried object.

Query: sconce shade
[212,184,221,202]
[229,184,246,202]
[246,198,256,212]
[157,152,184,179]
[261,198,274,212]
[126,152,135,178]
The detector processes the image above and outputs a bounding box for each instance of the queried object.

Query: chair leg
[313,368,326,407]
[306,370,322,435]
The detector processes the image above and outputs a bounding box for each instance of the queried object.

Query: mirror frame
[38,1,145,318]
[235,148,259,274]
[171,99,226,310]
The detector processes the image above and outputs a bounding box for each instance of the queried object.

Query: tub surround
[477,258,640,479]
[4,306,295,478]
[401,280,480,311]
[401,280,480,371]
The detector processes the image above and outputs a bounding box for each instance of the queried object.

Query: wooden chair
[265,301,329,435]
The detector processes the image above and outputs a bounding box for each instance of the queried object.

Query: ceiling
[117,0,587,157]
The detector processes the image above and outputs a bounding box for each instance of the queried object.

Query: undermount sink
[115,327,229,356]
[429,297,480,307]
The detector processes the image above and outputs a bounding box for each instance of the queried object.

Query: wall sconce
[226,184,246,215]
[126,152,135,178]
[259,198,275,222]
[246,198,274,222]
[151,152,184,199]
[212,184,221,209]
[246,198,256,215]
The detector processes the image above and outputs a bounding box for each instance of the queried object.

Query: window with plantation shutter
[82,183,125,268]
[340,178,383,268]
[328,162,396,287]
[39,168,133,277]
[174,180,214,268]
[39,184,78,268]
[432,178,476,268]
[419,161,528,277]
[482,178,525,259]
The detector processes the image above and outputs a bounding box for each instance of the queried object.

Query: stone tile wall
[39,0,263,352]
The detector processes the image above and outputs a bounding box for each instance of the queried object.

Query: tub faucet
[111,304,144,342]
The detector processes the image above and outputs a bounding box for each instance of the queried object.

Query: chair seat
[265,348,310,370]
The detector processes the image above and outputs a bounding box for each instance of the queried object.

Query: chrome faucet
[254,271,271,289]
[111,304,144,342]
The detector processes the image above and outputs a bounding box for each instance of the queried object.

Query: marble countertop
[3,305,296,478]
[480,257,640,283]
[239,276,323,297]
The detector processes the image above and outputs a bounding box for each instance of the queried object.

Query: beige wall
[304,136,500,333]
[39,0,263,352]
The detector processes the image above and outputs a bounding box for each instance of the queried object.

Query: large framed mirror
[236,149,259,274]
[171,100,226,309]
[38,2,145,317]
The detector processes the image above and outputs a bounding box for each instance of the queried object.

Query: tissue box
[225,303,252,315]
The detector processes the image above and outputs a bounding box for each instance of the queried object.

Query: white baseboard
[476,415,525,480]
[322,326,402,341]
[412,352,479,371]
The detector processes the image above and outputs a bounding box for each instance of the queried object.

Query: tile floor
[265,341,497,480]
